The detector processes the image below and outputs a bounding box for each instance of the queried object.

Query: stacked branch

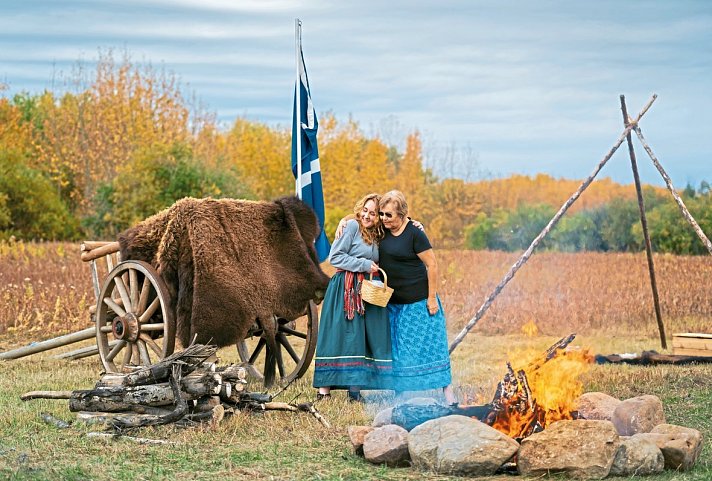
[22,343,329,430]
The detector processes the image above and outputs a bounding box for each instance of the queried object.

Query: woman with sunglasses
[313,193,393,402]
[377,190,456,405]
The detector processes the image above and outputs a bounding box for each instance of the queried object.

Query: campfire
[387,333,593,437]
[488,332,594,439]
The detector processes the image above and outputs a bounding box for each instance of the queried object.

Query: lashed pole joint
[448,95,658,354]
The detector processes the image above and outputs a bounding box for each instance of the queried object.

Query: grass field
[1,241,710,480]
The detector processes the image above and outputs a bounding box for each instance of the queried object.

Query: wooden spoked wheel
[95,260,175,373]
[237,301,318,387]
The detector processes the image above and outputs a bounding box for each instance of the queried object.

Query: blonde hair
[378,190,408,218]
[354,193,384,245]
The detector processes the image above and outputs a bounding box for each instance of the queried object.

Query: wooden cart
[1,240,319,387]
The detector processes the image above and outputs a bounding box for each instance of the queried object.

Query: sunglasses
[379,212,396,219]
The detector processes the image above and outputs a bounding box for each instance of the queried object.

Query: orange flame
[491,347,593,439]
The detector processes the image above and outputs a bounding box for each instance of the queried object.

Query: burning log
[488,362,545,439]
[487,333,581,439]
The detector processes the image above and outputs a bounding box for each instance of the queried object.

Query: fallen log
[391,403,494,431]
[110,365,188,429]
[68,374,220,412]
[595,350,712,365]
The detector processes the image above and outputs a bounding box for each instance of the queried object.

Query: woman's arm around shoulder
[329,220,373,272]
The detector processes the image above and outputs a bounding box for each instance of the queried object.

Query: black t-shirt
[379,221,432,304]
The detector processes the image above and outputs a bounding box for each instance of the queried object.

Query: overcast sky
[1,0,710,187]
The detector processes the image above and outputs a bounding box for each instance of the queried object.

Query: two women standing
[313,190,456,405]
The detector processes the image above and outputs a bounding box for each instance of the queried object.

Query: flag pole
[295,18,302,199]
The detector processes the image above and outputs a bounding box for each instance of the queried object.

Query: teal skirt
[313,271,393,390]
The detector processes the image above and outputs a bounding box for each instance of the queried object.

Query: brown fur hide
[118,196,330,349]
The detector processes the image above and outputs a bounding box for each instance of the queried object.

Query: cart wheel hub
[113,312,140,342]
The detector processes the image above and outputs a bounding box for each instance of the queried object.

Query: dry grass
[437,250,712,338]
[2,241,710,344]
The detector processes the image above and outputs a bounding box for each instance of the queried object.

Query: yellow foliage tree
[31,50,211,214]
[224,118,291,200]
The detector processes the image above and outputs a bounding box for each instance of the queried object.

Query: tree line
[1,52,709,254]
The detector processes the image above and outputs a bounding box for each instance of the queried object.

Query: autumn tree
[224,118,291,201]
[0,96,77,239]
[31,50,210,215]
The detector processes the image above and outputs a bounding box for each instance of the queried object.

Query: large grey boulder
[518,419,621,479]
[371,407,393,427]
[408,415,519,476]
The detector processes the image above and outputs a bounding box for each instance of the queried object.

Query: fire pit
[348,334,704,478]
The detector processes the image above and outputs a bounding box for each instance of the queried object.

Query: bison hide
[118,196,330,349]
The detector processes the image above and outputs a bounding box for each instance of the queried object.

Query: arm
[334,214,357,240]
[329,220,375,273]
[416,248,439,315]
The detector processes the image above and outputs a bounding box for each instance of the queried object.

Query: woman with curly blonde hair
[313,193,392,401]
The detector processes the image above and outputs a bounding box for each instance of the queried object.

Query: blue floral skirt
[387,296,452,392]
[312,272,393,390]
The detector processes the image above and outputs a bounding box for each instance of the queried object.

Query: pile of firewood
[21,343,330,430]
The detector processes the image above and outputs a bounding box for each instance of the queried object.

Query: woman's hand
[334,219,347,240]
[411,219,424,232]
[369,262,380,274]
[427,296,439,315]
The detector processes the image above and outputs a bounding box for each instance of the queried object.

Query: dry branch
[40,412,71,429]
[21,391,73,401]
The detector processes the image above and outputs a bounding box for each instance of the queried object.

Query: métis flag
[291,25,330,262]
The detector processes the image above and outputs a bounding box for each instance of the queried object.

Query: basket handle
[369,268,388,286]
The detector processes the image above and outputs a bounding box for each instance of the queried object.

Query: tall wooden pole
[619,95,666,349]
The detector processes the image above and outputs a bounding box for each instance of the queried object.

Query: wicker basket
[361,268,394,307]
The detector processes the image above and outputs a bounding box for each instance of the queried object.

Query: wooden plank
[672,333,712,351]
[672,347,712,358]
[672,337,712,350]
[673,332,712,339]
